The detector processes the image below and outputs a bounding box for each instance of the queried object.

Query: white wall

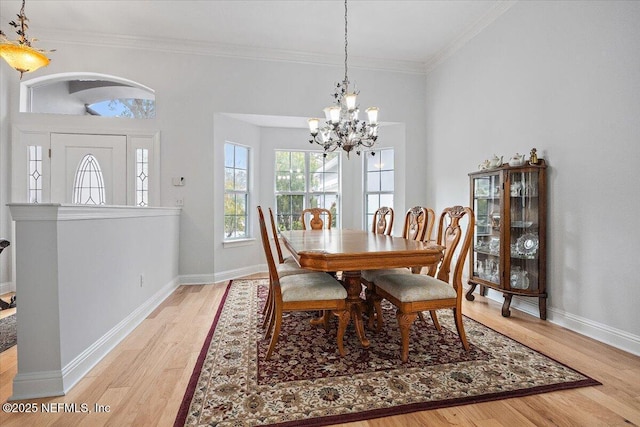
[0,66,13,293]
[210,113,263,283]
[9,204,180,399]
[0,40,426,286]
[425,1,640,352]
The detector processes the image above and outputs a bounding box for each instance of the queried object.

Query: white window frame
[274,150,341,231]
[363,148,395,230]
[223,142,250,241]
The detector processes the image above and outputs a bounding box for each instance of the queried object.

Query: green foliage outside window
[275,151,340,230]
[224,143,249,239]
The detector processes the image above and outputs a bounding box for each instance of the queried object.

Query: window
[135,148,149,206]
[224,143,249,240]
[364,148,394,229]
[21,72,155,118]
[73,154,106,205]
[275,151,340,230]
[28,145,43,203]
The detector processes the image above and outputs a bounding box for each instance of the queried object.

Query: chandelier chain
[344,0,348,82]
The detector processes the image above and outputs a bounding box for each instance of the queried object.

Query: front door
[50,133,127,205]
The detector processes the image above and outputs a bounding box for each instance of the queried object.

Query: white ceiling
[0,0,514,74]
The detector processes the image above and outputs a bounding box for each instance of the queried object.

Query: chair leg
[453,308,470,351]
[264,297,276,341]
[364,283,382,331]
[262,290,274,330]
[418,310,441,330]
[429,310,441,331]
[396,311,418,363]
[323,310,330,331]
[364,283,375,326]
[333,309,351,356]
[265,307,283,360]
[373,295,384,333]
[262,285,272,315]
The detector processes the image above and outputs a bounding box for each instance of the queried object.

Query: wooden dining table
[279,229,444,348]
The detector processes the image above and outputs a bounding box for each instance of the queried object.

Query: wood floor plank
[1,280,639,427]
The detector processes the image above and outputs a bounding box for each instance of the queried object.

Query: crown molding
[35,1,515,78]
[424,0,517,74]
[38,29,426,75]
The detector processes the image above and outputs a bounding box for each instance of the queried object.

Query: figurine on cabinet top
[529,148,539,165]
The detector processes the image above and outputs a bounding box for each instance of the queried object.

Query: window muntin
[364,148,394,229]
[73,154,106,205]
[224,143,250,240]
[275,151,340,231]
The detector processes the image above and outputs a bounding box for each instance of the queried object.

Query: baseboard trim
[179,264,266,286]
[483,289,640,357]
[0,281,15,295]
[10,371,64,401]
[10,277,180,400]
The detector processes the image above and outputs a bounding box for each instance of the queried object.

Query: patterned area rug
[0,314,17,353]
[175,279,600,427]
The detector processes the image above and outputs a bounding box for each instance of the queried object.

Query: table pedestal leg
[342,270,370,348]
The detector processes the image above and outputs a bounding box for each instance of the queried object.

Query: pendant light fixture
[0,0,53,79]
[308,0,379,158]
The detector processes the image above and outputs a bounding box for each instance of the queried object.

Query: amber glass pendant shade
[0,43,50,77]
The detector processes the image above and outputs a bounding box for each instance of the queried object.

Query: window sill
[223,238,256,248]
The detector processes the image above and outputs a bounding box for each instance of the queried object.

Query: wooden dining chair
[401,206,430,241]
[262,207,315,328]
[369,205,475,362]
[257,206,350,360]
[301,208,332,230]
[372,206,394,235]
[361,206,432,329]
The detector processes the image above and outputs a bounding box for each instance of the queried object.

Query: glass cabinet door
[508,170,541,293]
[471,173,502,287]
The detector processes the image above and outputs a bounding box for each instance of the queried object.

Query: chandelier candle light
[0,0,53,79]
[308,0,379,158]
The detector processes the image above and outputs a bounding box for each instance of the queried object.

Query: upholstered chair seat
[280,272,347,302]
[361,267,411,283]
[374,274,457,302]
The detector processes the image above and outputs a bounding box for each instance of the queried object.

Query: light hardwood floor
[1,276,639,426]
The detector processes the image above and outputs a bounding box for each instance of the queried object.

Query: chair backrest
[372,206,394,235]
[424,207,436,242]
[257,206,281,284]
[301,208,332,230]
[430,206,474,290]
[402,206,429,241]
[268,207,286,264]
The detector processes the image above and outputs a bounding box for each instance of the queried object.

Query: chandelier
[308,0,379,158]
[0,0,53,79]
